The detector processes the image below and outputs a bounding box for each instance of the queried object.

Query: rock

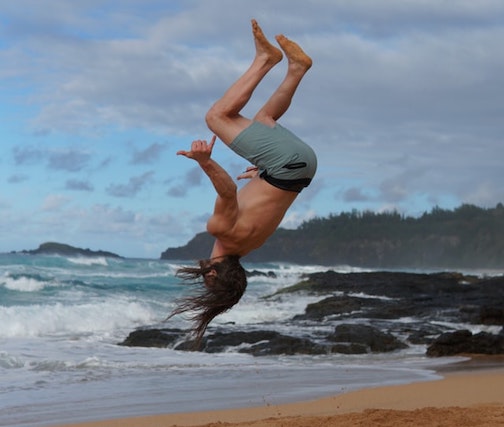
[405,323,449,345]
[330,343,368,354]
[426,329,504,357]
[294,296,363,321]
[21,242,122,258]
[119,328,185,348]
[287,271,504,326]
[202,330,281,353]
[276,271,474,298]
[241,335,326,356]
[120,271,504,358]
[328,324,408,353]
[479,305,504,325]
[200,330,325,356]
[246,270,277,278]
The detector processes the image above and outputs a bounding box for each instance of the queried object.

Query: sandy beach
[54,359,504,427]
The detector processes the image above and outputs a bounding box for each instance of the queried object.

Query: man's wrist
[198,158,213,170]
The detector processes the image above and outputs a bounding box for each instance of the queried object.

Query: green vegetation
[161,203,504,268]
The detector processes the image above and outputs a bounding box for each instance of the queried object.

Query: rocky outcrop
[328,324,408,353]
[119,328,184,348]
[206,331,326,356]
[426,329,504,357]
[119,324,406,356]
[295,296,364,320]
[120,271,504,357]
[20,242,122,258]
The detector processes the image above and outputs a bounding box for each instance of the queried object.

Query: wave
[1,273,60,292]
[67,256,109,266]
[0,351,25,369]
[243,262,372,275]
[0,298,158,339]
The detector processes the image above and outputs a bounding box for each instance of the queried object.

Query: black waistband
[260,171,312,193]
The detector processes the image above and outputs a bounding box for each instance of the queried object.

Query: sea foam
[0,299,157,339]
[1,273,58,292]
[68,256,109,266]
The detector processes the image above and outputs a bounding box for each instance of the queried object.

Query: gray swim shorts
[229,122,317,193]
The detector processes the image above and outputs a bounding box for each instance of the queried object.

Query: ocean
[0,253,477,427]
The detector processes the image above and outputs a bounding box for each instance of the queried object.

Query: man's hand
[177,135,216,164]
[237,166,259,180]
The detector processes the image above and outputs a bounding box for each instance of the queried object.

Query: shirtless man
[170,20,316,344]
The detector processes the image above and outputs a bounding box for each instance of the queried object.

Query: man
[170,19,316,344]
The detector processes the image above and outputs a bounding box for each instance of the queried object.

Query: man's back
[207,176,298,257]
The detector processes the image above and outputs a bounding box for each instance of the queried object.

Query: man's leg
[254,35,312,125]
[205,20,282,145]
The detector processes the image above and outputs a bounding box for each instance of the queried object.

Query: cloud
[167,185,186,198]
[65,179,94,191]
[7,174,29,184]
[106,171,154,198]
[280,209,317,229]
[131,142,168,165]
[344,187,372,202]
[97,156,112,170]
[41,194,69,211]
[47,149,91,172]
[12,146,91,172]
[82,204,138,232]
[2,1,504,257]
[25,34,225,136]
[166,166,203,197]
[186,166,203,186]
[379,179,409,203]
[13,146,45,165]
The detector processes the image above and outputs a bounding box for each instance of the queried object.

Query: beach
[54,360,504,427]
[2,255,503,426]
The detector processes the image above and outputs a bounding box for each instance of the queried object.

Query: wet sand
[54,360,504,427]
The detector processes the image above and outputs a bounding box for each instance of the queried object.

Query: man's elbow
[206,217,226,236]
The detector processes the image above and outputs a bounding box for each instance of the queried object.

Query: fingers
[237,171,254,180]
[177,136,217,158]
[209,135,217,150]
[192,138,214,151]
[237,166,258,180]
[177,136,218,165]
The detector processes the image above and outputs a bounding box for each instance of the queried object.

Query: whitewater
[1,253,467,427]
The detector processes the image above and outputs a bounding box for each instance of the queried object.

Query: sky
[1,0,503,258]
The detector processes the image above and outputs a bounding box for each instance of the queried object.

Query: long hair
[167,255,247,347]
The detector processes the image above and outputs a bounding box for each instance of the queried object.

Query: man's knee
[205,104,225,131]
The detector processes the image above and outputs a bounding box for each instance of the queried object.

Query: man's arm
[177,137,238,235]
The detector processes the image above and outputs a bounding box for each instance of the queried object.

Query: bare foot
[275,34,312,71]
[252,19,283,66]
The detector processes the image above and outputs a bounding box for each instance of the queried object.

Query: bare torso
[208,177,298,258]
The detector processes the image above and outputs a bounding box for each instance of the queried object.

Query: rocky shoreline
[120,270,504,357]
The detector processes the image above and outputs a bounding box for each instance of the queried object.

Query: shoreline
[53,357,504,427]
